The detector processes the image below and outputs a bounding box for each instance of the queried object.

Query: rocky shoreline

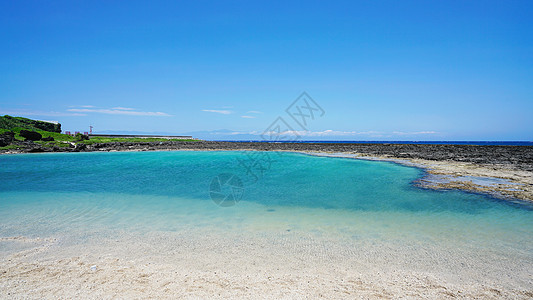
[2,141,532,202]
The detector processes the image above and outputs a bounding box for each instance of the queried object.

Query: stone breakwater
[2,141,533,202]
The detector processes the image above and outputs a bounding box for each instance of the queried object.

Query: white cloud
[69,105,94,108]
[198,129,440,139]
[261,130,361,137]
[261,130,376,136]
[210,131,247,135]
[295,130,437,137]
[392,131,438,135]
[202,109,233,115]
[68,108,171,116]
[246,111,262,114]
[258,129,437,137]
[36,119,60,124]
[0,109,86,117]
[241,115,256,119]
[111,107,136,111]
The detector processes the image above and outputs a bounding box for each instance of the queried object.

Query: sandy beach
[1,211,532,299]
[3,0,532,297]
[1,146,532,299]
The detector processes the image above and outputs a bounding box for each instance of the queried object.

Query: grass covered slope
[0,115,74,146]
[0,115,199,152]
[0,115,61,133]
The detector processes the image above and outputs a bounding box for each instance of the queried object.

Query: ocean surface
[0,151,532,295]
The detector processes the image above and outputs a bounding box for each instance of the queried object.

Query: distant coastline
[213,140,533,146]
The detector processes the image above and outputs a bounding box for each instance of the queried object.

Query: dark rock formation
[19,130,42,141]
[0,131,15,146]
[41,136,55,141]
[26,147,45,153]
[73,143,87,152]
[75,133,89,141]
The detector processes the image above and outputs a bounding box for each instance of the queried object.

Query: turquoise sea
[0,151,532,295]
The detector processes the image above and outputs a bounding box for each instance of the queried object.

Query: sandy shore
[2,143,532,299]
[1,224,532,299]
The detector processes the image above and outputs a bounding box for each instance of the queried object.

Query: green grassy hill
[0,115,74,143]
[0,115,198,151]
[0,115,61,133]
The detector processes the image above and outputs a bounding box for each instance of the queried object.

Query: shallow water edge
[4,146,530,204]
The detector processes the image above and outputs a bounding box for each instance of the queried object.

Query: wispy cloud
[241,115,256,119]
[392,131,438,135]
[0,109,86,117]
[246,111,262,114]
[202,109,233,115]
[216,131,248,135]
[260,130,364,137]
[192,129,442,140]
[68,108,171,116]
[111,107,136,111]
[69,105,94,108]
[258,129,437,137]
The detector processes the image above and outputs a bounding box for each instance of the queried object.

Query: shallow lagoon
[1,151,532,297]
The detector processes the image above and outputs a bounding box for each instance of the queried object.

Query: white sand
[1,220,532,299]
[1,151,532,298]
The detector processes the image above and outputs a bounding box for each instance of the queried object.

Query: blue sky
[1,0,532,140]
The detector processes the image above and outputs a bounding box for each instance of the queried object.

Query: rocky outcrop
[19,130,42,141]
[42,136,55,141]
[74,133,89,141]
[26,147,45,153]
[0,131,15,146]
[73,143,87,152]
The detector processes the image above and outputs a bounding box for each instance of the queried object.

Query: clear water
[1,150,532,231]
[0,151,532,288]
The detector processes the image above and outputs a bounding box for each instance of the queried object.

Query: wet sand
[1,221,532,299]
